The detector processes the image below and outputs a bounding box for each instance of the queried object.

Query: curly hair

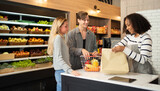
[123,13,151,34]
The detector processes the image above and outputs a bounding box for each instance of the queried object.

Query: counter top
[61,69,160,91]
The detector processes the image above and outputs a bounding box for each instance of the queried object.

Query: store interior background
[1,0,160,74]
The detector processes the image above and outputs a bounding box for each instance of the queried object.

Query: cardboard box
[0,53,15,60]
[0,68,14,74]
[35,62,52,68]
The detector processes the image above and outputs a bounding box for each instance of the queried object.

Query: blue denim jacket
[67,27,97,70]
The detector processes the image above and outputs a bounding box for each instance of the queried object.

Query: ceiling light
[94,5,101,13]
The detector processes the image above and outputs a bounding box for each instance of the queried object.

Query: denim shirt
[67,27,97,70]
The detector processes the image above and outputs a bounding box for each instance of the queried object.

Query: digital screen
[109,76,136,83]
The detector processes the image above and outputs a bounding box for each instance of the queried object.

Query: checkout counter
[62,69,160,91]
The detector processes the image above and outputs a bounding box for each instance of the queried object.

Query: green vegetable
[34,57,53,64]
[0,63,13,69]
[45,57,53,62]
[11,59,35,68]
[37,20,49,24]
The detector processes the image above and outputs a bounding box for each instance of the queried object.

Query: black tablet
[109,76,136,83]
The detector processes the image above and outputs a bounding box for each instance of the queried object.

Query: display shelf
[0,21,28,25]
[28,34,49,37]
[0,66,53,77]
[28,23,52,27]
[28,55,52,60]
[0,45,48,49]
[0,55,53,63]
[0,21,52,27]
[0,33,49,37]
[0,11,55,19]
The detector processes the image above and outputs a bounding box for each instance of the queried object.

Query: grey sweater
[53,35,72,73]
[67,27,97,70]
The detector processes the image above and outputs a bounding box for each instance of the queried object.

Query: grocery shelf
[0,33,49,37]
[0,10,55,19]
[0,21,52,27]
[0,55,53,63]
[0,21,28,25]
[0,45,48,49]
[0,33,28,37]
[28,34,49,37]
[28,23,52,27]
[28,55,53,60]
[0,66,53,77]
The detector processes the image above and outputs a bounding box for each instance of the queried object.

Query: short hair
[76,11,88,20]
[123,13,151,34]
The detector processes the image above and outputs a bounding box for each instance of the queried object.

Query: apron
[128,44,153,74]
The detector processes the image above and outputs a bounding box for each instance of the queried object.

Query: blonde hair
[47,17,67,55]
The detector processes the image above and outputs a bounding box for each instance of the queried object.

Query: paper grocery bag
[100,48,129,75]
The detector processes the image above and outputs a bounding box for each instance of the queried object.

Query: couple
[47,11,98,91]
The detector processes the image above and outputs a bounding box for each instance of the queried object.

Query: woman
[67,11,98,70]
[47,17,80,91]
[112,13,153,74]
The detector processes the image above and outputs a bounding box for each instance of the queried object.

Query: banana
[85,64,96,69]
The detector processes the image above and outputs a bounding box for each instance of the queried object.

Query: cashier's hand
[112,46,125,53]
[82,49,90,60]
[71,70,80,76]
[92,51,98,56]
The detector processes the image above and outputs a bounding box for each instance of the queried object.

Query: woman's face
[78,15,89,28]
[125,18,135,34]
[60,21,68,35]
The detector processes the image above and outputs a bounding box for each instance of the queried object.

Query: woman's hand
[112,46,125,53]
[71,70,80,76]
[92,51,98,56]
[82,49,90,60]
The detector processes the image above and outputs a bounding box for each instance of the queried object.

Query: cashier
[67,11,98,70]
[112,13,153,74]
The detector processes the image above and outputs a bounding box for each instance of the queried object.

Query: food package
[100,48,129,74]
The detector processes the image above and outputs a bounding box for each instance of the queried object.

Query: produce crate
[15,54,29,58]
[80,54,101,72]
[0,41,8,46]
[45,31,50,34]
[28,31,44,34]
[28,42,44,45]
[0,53,15,60]
[35,62,52,68]
[30,53,43,57]
[0,30,10,33]
[9,42,27,45]
[0,68,14,74]
[11,29,27,34]
[14,66,34,72]
[0,18,8,21]
[44,41,48,44]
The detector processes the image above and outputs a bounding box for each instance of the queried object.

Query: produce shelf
[0,33,49,37]
[0,21,28,25]
[0,45,48,49]
[0,55,53,62]
[28,34,49,37]
[0,33,28,37]
[0,10,55,19]
[0,21,52,27]
[28,23,52,27]
[0,66,53,77]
